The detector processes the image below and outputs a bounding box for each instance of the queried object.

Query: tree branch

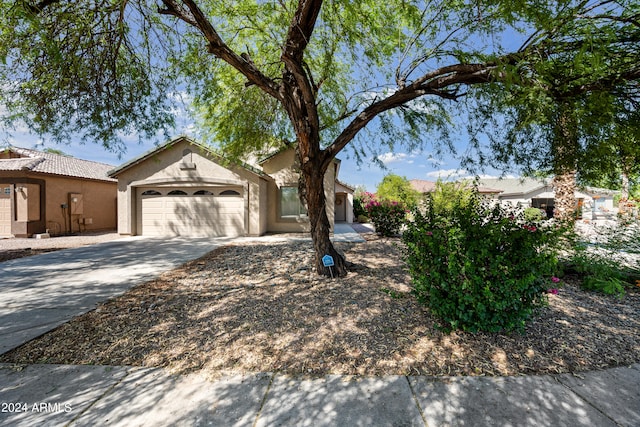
[282,0,323,64]
[322,63,496,168]
[279,0,324,160]
[159,0,282,100]
[24,0,60,14]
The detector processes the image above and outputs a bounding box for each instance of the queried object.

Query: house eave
[108,136,269,179]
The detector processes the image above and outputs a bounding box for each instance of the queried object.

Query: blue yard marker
[322,255,335,278]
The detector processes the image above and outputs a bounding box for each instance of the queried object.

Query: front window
[280,186,307,218]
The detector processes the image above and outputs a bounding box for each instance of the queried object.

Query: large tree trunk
[301,163,348,277]
[618,163,631,215]
[553,172,577,221]
[552,103,578,222]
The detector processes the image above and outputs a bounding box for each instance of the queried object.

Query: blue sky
[2,116,519,192]
[3,125,519,192]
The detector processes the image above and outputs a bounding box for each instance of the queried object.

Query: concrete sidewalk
[1,362,638,426]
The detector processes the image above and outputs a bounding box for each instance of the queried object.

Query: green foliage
[365,198,406,237]
[0,1,177,150]
[4,0,633,161]
[353,197,366,219]
[564,220,640,296]
[353,187,374,219]
[429,180,475,216]
[524,207,545,222]
[376,174,420,208]
[403,192,565,332]
[464,0,639,177]
[565,245,627,297]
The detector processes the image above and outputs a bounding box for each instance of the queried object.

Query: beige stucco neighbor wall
[261,148,336,233]
[42,175,117,234]
[112,138,267,236]
[0,171,116,236]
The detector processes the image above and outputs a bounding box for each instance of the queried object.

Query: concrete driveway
[0,236,230,354]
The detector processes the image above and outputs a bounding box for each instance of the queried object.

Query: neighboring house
[409,177,617,219]
[0,146,117,237]
[475,178,618,219]
[108,136,353,238]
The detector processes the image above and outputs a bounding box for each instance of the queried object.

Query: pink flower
[547,288,559,295]
[551,276,560,283]
[426,231,433,236]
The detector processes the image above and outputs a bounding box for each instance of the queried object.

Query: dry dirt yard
[2,234,639,379]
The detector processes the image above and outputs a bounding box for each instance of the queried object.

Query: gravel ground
[0,231,120,262]
[2,234,638,379]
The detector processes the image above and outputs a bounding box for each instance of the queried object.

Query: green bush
[429,180,475,215]
[403,194,565,332]
[366,199,406,237]
[356,214,370,223]
[565,245,627,297]
[524,207,545,222]
[563,220,640,297]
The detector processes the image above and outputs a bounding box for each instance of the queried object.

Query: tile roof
[409,179,437,193]
[475,178,551,196]
[0,146,116,182]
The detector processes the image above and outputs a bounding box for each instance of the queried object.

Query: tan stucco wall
[41,175,117,234]
[0,171,117,236]
[261,148,335,233]
[113,138,267,236]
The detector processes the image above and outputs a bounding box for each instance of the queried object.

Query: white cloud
[377,152,413,165]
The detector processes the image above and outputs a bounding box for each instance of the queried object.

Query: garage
[137,186,245,237]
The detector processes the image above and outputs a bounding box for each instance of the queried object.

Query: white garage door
[138,187,244,237]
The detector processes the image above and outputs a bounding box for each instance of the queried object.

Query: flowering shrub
[353,191,375,220]
[365,199,406,237]
[402,193,567,332]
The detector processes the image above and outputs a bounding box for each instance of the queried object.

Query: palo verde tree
[1,1,638,275]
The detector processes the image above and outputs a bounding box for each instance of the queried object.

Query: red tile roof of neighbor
[409,179,437,193]
[0,146,116,182]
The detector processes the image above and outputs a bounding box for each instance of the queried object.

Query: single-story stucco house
[475,177,618,219]
[0,146,117,237]
[409,177,617,219]
[107,136,354,237]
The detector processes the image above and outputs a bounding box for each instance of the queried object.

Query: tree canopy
[376,174,421,208]
[1,0,638,274]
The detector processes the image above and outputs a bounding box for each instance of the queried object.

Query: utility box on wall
[69,193,84,215]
